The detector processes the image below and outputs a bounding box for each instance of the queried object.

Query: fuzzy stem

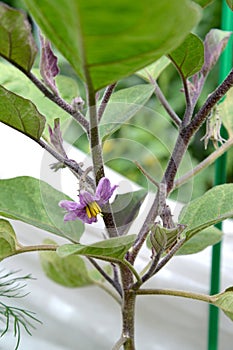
[136,288,213,303]
[98,83,117,121]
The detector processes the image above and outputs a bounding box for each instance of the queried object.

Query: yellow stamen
[86,201,102,218]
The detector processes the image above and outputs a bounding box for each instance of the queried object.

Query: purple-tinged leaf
[40,35,60,95]
[48,118,67,157]
[202,29,232,77]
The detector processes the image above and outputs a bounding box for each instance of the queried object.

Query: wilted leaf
[168,33,204,78]
[24,0,201,91]
[179,184,233,241]
[0,219,17,260]
[201,29,232,77]
[100,85,154,140]
[0,176,84,242]
[111,190,147,235]
[0,85,45,140]
[40,239,92,287]
[57,235,136,262]
[177,226,222,255]
[0,3,37,71]
[136,56,170,83]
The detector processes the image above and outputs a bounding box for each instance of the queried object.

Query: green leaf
[0,62,79,138]
[0,3,37,72]
[136,56,171,82]
[179,184,233,241]
[226,0,233,11]
[219,87,233,138]
[100,85,154,140]
[111,190,147,235]
[57,235,136,262]
[192,0,214,7]
[213,287,233,321]
[40,239,92,287]
[0,219,17,260]
[0,176,84,242]
[0,84,45,140]
[24,0,201,91]
[168,33,204,78]
[177,226,223,255]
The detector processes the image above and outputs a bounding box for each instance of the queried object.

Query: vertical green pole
[208,2,233,350]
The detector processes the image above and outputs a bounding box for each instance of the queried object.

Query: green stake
[208,2,233,350]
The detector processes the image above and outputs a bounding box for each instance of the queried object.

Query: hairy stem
[136,288,213,303]
[98,83,117,121]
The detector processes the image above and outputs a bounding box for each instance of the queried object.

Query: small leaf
[57,235,137,262]
[179,184,233,241]
[0,3,37,71]
[218,87,233,138]
[40,239,92,287]
[177,226,222,255]
[111,190,147,235]
[150,224,186,253]
[201,29,232,77]
[168,33,204,78]
[0,85,46,140]
[226,0,233,11]
[136,56,170,83]
[100,85,154,140]
[0,176,84,242]
[213,288,233,321]
[0,219,17,260]
[24,0,201,91]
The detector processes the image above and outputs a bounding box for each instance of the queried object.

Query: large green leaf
[0,3,37,72]
[177,226,222,255]
[111,190,147,236]
[24,0,201,91]
[168,33,204,78]
[0,85,45,140]
[40,239,92,287]
[0,219,17,260]
[100,85,154,140]
[136,56,171,83]
[0,62,79,138]
[0,176,84,242]
[219,87,233,138]
[179,184,233,241]
[213,287,233,322]
[57,235,136,262]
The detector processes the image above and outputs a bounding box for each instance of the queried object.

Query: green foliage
[0,85,45,140]
[0,270,41,350]
[0,3,37,72]
[40,239,93,287]
[0,176,84,242]
[177,226,222,255]
[0,219,17,260]
[100,84,154,140]
[213,287,233,321]
[179,184,233,242]
[111,190,147,235]
[136,56,171,82]
[192,0,214,7]
[24,0,201,91]
[57,235,136,262]
[0,62,79,138]
[226,0,233,11]
[168,33,204,78]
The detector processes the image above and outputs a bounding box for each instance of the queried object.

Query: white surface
[0,122,233,350]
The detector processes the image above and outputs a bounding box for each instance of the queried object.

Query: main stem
[120,265,136,350]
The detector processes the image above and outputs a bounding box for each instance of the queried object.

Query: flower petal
[79,190,95,206]
[59,200,81,211]
[96,177,118,205]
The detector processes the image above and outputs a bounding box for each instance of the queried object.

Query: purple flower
[59,177,118,224]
